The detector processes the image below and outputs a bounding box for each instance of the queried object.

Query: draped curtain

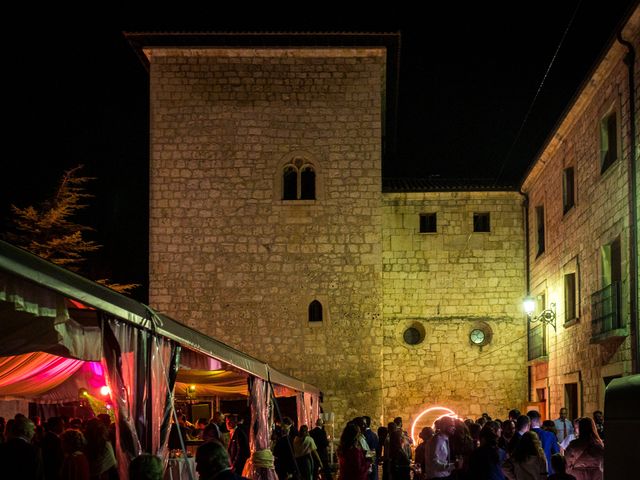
[101,314,180,480]
[0,352,84,397]
[243,377,277,480]
[295,391,320,430]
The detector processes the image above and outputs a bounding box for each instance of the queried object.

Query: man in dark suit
[197,440,250,480]
[527,410,559,475]
[310,417,332,480]
[0,415,44,480]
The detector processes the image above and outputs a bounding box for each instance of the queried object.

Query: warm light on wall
[410,406,458,445]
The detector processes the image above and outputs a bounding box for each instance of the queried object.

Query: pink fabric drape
[243,377,277,480]
[0,352,84,397]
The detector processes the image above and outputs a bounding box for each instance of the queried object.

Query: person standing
[553,408,574,446]
[592,412,604,441]
[197,440,251,480]
[362,416,379,480]
[502,431,548,480]
[425,416,456,479]
[564,417,604,480]
[527,410,559,475]
[294,425,323,480]
[310,418,332,480]
[338,424,369,480]
[228,415,250,475]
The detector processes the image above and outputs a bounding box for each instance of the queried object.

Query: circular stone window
[468,322,492,347]
[402,322,426,345]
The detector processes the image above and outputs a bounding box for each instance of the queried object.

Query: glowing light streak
[410,406,457,445]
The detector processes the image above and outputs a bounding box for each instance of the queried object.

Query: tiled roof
[382,177,518,192]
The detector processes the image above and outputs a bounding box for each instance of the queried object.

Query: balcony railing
[591,282,622,336]
[528,323,547,361]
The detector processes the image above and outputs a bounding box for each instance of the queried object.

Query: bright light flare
[410,406,458,445]
[100,386,111,396]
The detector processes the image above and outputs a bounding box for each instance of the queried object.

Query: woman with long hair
[389,429,411,480]
[502,431,548,479]
[338,423,368,480]
[564,417,604,480]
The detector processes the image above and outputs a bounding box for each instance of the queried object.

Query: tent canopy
[0,239,320,397]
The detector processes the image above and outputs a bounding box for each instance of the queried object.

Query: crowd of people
[327,409,605,480]
[0,413,118,480]
[0,407,605,480]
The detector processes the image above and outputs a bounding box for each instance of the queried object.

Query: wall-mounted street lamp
[523,296,557,330]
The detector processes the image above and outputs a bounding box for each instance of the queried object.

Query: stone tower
[132,33,399,424]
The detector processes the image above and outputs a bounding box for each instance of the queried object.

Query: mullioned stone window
[282,159,316,200]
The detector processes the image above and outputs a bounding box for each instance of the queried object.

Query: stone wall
[522,9,639,418]
[381,191,528,423]
[147,47,386,426]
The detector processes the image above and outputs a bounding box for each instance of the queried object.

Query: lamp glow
[100,386,111,396]
[523,296,536,315]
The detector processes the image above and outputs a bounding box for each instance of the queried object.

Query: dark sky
[3,1,637,301]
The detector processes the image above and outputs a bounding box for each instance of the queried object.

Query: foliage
[4,165,138,294]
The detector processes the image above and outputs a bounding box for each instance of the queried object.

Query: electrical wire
[493,0,583,185]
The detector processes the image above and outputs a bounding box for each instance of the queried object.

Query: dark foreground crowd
[0,408,605,480]
[304,410,604,480]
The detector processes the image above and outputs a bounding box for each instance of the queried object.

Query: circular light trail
[410,406,457,445]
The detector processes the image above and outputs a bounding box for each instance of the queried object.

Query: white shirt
[554,418,574,443]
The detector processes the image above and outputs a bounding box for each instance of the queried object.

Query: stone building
[128,32,527,427]
[520,6,639,421]
[129,5,639,428]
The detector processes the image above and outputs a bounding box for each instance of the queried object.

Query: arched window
[300,166,316,200]
[282,166,298,200]
[308,300,323,322]
[282,159,316,201]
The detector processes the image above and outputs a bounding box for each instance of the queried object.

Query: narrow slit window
[564,272,577,321]
[308,300,323,322]
[563,167,575,214]
[536,206,545,257]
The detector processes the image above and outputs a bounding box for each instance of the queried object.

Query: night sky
[3,1,637,301]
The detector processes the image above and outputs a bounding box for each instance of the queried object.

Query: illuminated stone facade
[521,7,639,420]
[147,47,386,425]
[382,190,527,421]
[144,42,529,427]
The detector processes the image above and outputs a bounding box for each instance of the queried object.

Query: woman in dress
[293,425,323,480]
[564,417,604,480]
[338,423,369,480]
